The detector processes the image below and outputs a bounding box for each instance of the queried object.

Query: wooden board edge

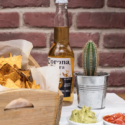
[58,90,63,96]
[0,89,59,95]
[116,93,125,100]
[55,90,63,125]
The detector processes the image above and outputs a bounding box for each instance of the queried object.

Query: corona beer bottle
[48,0,74,105]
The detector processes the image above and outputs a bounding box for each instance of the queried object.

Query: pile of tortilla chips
[0,54,40,89]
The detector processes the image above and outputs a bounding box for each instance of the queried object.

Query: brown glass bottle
[48,3,74,105]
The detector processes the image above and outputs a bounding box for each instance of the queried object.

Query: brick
[50,32,99,48]
[24,12,72,28]
[104,33,125,48]
[24,12,54,28]
[0,32,46,47]
[68,0,104,8]
[77,54,83,67]
[78,52,125,67]
[99,52,125,67]
[0,0,50,8]
[107,0,125,8]
[0,13,19,28]
[77,13,125,29]
[69,32,99,48]
[108,71,125,86]
[31,52,48,67]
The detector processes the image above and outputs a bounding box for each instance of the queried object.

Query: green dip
[70,106,97,124]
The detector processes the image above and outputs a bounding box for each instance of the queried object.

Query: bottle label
[48,57,72,97]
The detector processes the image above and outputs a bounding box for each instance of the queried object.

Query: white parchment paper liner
[0,39,59,93]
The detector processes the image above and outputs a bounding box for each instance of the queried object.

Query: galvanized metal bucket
[74,72,110,109]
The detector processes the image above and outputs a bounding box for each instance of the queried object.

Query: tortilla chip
[36,85,40,89]
[0,73,3,77]
[19,73,31,88]
[0,64,3,69]
[32,80,40,89]
[28,81,32,88]
[0,64,14,75]
[20,70,30,78]
[13,66,32,87]
[26,81,30,88]
[4,71,21,82]
[0,55,38,90]
[0,55,22,68]
[32,84,40,89]
[32,80,35,85]
[32,84,36,89]
[0,73,4,81]
[21,81,25,88]
[0,77,3,81]
[31,80,36,88]
[0,81,6,86]
[15,79,23,88]
[5,79,19,89]
[13,67,28,85]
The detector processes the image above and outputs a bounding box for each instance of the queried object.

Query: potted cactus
[83,41,98,76]
[75,41,109,109]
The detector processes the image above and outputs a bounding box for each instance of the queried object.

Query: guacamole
[70,106,97,124]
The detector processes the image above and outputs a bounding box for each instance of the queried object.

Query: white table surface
[60,93,125,125]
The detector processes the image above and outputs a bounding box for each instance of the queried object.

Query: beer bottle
[48,0,74,105]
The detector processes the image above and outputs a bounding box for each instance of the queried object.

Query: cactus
[83,41,99,76]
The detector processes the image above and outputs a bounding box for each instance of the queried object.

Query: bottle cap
[56,0,68,3]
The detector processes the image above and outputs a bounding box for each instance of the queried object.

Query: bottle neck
[54,3,69,44]
[54,27,69,44]
[54,3,69,27]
